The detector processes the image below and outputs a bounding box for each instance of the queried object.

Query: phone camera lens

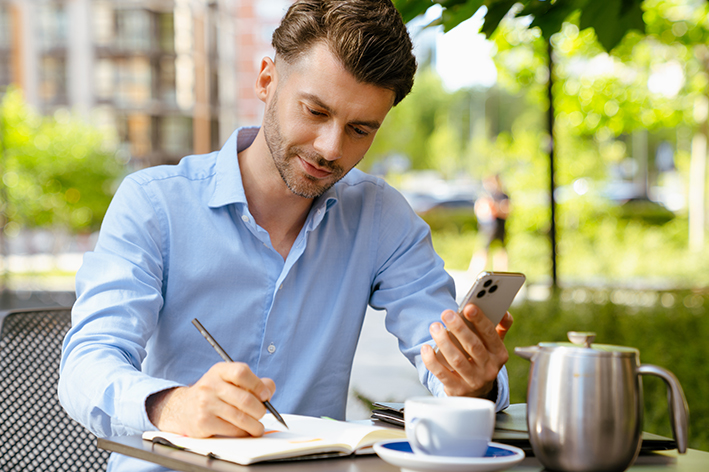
[483,280,492,288]
[476,290,486,298]
[489,285,498,293]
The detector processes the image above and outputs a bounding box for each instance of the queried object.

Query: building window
[115,57,152,107]
[160,115,193,156]
[158,56,177,106]
[39,55,67,106]
[158,12,175,53]
[0,4,11,49]
[115,9,152,51]
[0,4,11,90]
[121,113,152,158]
[92,2,114,47]
[37,2,67,51]
[94,58,114,101]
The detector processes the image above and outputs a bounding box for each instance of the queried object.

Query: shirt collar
[208,126,340,218]
[208,127,259,208]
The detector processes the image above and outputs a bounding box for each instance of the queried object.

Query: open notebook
[142,413,406,465]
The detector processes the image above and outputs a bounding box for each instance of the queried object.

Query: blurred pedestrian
[469,174,510,272]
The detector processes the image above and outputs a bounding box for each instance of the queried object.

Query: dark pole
[547,39,558,288]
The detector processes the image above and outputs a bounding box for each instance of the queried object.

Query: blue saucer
[373,440,525,472]
[382,441,519,458]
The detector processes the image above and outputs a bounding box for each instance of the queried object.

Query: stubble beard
[263,92,346,199]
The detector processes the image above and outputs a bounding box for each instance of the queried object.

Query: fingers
[421,343,462,393]
[153,362,277,438]
[208,363,274,434]
[425,304,511,398]
[440,311,490,370]
[496,312,514,341]
[458,304,508,360]
[217,362,273,403]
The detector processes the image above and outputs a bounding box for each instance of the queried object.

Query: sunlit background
[1,0,709,451]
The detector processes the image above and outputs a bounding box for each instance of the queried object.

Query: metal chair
[0,307,110,471]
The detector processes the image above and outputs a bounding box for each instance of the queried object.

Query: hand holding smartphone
[435,271,525,359]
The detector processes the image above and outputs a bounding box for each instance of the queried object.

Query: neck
[238,129,313,259]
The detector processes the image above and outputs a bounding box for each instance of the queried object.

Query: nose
[313,124,343,161]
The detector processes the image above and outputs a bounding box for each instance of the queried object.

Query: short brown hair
[272,0,417,106]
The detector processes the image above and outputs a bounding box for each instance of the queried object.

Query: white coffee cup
[405,396,495,457]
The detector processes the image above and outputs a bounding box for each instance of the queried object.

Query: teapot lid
[538,332,638,357]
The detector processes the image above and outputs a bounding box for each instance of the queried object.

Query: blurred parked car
[402,191,477,233]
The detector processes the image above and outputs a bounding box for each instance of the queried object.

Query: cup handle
[638,364,689,453]
[409,417,435,454]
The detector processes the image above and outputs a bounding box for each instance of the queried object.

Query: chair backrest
[0,308,110,471]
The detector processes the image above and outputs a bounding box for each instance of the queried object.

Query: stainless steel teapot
[515,332,688,472]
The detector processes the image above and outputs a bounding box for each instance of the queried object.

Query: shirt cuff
[493,366,510,412]
[427,365,510,412]
[115,377,183,434]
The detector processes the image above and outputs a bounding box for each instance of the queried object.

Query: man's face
[261,43,395,199]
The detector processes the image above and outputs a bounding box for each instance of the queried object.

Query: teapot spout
[514,346,539,361]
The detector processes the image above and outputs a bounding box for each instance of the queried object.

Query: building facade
[0,0,289,166]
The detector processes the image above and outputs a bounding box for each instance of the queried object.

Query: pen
[191,318,289,429]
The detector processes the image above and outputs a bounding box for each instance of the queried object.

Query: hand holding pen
[192,318,288,429]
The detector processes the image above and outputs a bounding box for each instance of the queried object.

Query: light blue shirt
[59,127,509,472]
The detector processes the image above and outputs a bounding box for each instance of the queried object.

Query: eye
[308,108,325,117]
[350,125,369,137]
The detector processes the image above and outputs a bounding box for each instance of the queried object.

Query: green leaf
[579,0,645,51]
[394,0,436,23]
[529,1,579,39]
[518,0,555,17]
[441,0,486,32]
[481,0,518,38]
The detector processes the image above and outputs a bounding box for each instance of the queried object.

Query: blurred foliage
[372,0,709,289]
[394,0,650,52]
[504,290,709,451]
[367,69,472,173]
[431,211,709,287]
[0,87,124,235]
[420,207,478,233]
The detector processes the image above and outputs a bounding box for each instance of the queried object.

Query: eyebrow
[301,93,382,130]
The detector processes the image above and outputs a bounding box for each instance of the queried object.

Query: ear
[255,57,277,103]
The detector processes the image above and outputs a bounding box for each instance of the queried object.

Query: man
[59,1,512,470]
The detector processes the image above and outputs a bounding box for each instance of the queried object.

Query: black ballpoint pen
[191,318,289,429]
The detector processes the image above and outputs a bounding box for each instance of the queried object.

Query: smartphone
[457,271,526,326]
[435,271,525,360]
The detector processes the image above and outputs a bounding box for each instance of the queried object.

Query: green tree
[0,87,124,276]
[395,0,649,51]
[394,0,709,285]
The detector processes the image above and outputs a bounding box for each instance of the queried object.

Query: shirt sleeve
[58,176,181,437]
[368,185,510,412]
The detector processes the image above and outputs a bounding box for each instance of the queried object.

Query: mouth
[298,156,333,179]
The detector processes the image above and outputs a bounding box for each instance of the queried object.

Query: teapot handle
[637,364,689,453]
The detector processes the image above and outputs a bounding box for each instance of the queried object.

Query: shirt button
[267,343,276,354]
[241,215,249,223]
[279,284,283,290]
